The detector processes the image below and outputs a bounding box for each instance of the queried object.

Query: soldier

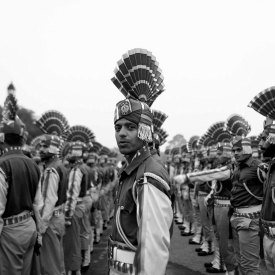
[35,110,70,275]
[248,87,275,273]
[0,93,42,275]
[87,141,103,244]
[63,125,94,275]
[109,48,173,274]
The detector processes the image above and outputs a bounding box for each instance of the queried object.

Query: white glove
[174,174,187,184]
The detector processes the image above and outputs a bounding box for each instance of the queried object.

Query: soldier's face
[39,142,53,161]
[260,130,275,158]
[115,118,144,155]
[232,147,243,161]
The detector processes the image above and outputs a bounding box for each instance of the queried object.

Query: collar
[244,156,254,167]
[119,146,151,176]
[45,156,59,168]
[1,148,23,157]
[150,148,158,156]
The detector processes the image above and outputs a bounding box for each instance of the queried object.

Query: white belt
[113,247,135,264]
[235,205,262,214]
[77,198,83,202]
[198,191,208,195]
[216,199,230,205]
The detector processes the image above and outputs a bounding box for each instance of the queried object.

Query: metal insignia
[120,100,131,116]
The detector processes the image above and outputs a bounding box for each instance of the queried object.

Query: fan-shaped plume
[198,134,208,147]
[203,136,217,148]
[152,110,168,133]
[158,128,168,146]
[224,114,251,137]
[248,86,275,119]
[89,141,102,154]
[207,121,231,143]
[2,94,19,123]
[63,125,95,143]
[187,136,199,152]
[59,142,71,159]
[99,146,111,156]
[181,144,188,153]
[111,48,165,107]
[171,147,181,156]
[35,110,70,136]
[30,135,44,150]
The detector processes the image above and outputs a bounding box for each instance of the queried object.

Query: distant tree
[167,134,187,148]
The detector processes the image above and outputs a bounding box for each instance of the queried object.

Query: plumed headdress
[0,94,28,142]
[249,135,260,159]
[99,146,111,163]
[87,141,102,164]
[187,136,199,155]
[208,121,232,158]
[158,128,168,146]
[35,110,70,154]
[248,86,275,142]
[63,125,95,158]
[171,147,181,163]
[112,49,165,142]
[152,110,168,146]
[224,114,251,154]
[59,142,71,160]
[164,148,172,162]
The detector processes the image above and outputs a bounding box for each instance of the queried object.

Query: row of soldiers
[0,88,120,274]
[164,86,275,275]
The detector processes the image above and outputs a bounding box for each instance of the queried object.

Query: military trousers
[0,215,37,275]
[263,234,275,274]
[230,216,260,275]
[214,206,237,272]
[197,193,213,242]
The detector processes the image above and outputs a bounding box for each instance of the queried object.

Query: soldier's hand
[174,175,187,184]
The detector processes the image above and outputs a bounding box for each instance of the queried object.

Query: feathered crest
[158,128,168,146]
[2,94,19,123]
[152,110,168,132]
[207,121,231,143]
[203,136,217,148]
[89,141,103,154]
[30,135,44,150]
[63,125,95,143]
[181,144,188,154]
[111,48,165,107]
[171,147,181,156]
[198,134,208,147]
[187,135,200,152]
[35,110,70,136]
[224,114,251,137]
[99,146,111,156]
[59,141,71,159]
[248,86,275,119]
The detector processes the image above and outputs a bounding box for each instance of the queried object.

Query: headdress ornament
[112,48,165,142]
[158,128,168,146]
[208,121,232,158]
[0,93,28,141]
[35,110,70,154]
[248,86,275,143]
[187,135,199,155]
[63,125,95,158]
[224,114,251,154]
[152,110,168,146]
[87,141,102,164]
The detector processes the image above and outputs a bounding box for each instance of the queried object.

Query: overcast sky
[0,0,274,148]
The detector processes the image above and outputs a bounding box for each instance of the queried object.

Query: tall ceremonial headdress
[249,136,260,159]
[248,86,275,143]
[224,114,251,154]
[187,136,199,155]
[0,93,28,143]
[99,146,111,164]
[164,148,172,163]
[35,110,70,154]
[87,141,102,164]
[111,48,165,142]
[171,147,181,163]
[152,110,168,146]
[207,121,232,158]
[158,128,168,146]
[63,125,95,158]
